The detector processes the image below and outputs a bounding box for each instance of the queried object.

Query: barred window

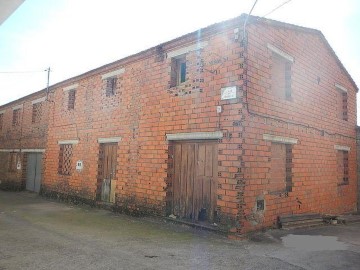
[106,77,117,97]
[8,152,18,172]
[32,102,43,123]
[12,108,21,126]
[58,144,73,175]
[337,150,349,184]
[340,92,348,121]
[68,89,76,110]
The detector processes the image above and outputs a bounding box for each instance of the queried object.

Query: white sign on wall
[221,86,237,100]
[76,160,83,171]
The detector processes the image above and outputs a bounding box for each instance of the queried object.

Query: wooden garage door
[171,141,218,222]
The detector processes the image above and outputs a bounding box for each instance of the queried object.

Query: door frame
[167,140,218,223]
[25,152,43,193]
[96,142,118,203]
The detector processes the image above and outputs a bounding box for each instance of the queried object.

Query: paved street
[0,191,359,270]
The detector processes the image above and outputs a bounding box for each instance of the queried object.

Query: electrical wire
[243,0,259,38]
[262,0,293,17]
[0,69,48,74]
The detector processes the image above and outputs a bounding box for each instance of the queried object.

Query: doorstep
[164,217,227,234]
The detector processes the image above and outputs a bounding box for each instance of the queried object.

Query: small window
[12,109,21,126]
[337,150,349,184]
[256,199,265,211]
[339,92,348,121]
[106,77,117,97]
[170,54,187,87]
[335,85,349,121]
[271,53,292,100]
[8,152,18,172]
[68,89,76,110]
[32,102,42,123]
[270,143,292,192]
[58,144,73,175]
[0,113,3,130]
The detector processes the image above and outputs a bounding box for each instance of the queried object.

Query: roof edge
[0,89,46,110]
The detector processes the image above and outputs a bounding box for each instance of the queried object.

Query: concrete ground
[0,191,359,270]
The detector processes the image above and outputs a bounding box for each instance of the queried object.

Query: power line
[262,0,293,17]
[243,0,259,38]
[0,69,48,74]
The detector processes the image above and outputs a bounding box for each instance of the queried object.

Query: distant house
[0,14,358,234]
[0,90,48,192]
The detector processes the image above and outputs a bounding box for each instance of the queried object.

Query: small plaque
[17,161,21,170]
[76,160,83,171]
[221,86,237,100]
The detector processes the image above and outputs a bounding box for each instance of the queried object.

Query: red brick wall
[43,19,245,226]
[0,92,49,189]
[240,21,357,232]
[2,16,355,233]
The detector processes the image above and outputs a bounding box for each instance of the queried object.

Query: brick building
[0,90,48,191]
[1,15,358,233]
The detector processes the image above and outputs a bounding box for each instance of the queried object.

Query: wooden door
[26,153,42,193]
[171,141,218,222]
[98,143,117,203]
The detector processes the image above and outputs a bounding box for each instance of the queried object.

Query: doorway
[97,143,117,203]
[26,153,42,193]
[169,141,218,222]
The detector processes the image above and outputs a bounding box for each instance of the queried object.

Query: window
[170,54,187,87]
[32,102,42,123]
[68,89,76,110]
[58,144,73,175]
[270,143,292,192]
[0,113,3,130]
[337,150,349,184]
[8,152,18,172]
[12,108,21,126]
[341,92,348,121]
[271,53,292,100]
[336,85,348,121]
[105,77,117,97]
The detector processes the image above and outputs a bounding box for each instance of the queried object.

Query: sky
[0,0,359,121]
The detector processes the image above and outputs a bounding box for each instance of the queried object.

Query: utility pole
[46,67,50,93]
[45,67,50,100]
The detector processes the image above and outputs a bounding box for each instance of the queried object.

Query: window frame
[31,102,42,124]
[58,144,73,176]
[267,44,294,101]
[170,54,187,87]
[105,76,117,97]
[12,108,21,127]
[337,150,349,185]
[67,89,76,110]
[335,84,348,121]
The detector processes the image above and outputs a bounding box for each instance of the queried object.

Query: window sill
[337,182,349,186]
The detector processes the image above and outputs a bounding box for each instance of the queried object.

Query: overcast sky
[1,0,359,121]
